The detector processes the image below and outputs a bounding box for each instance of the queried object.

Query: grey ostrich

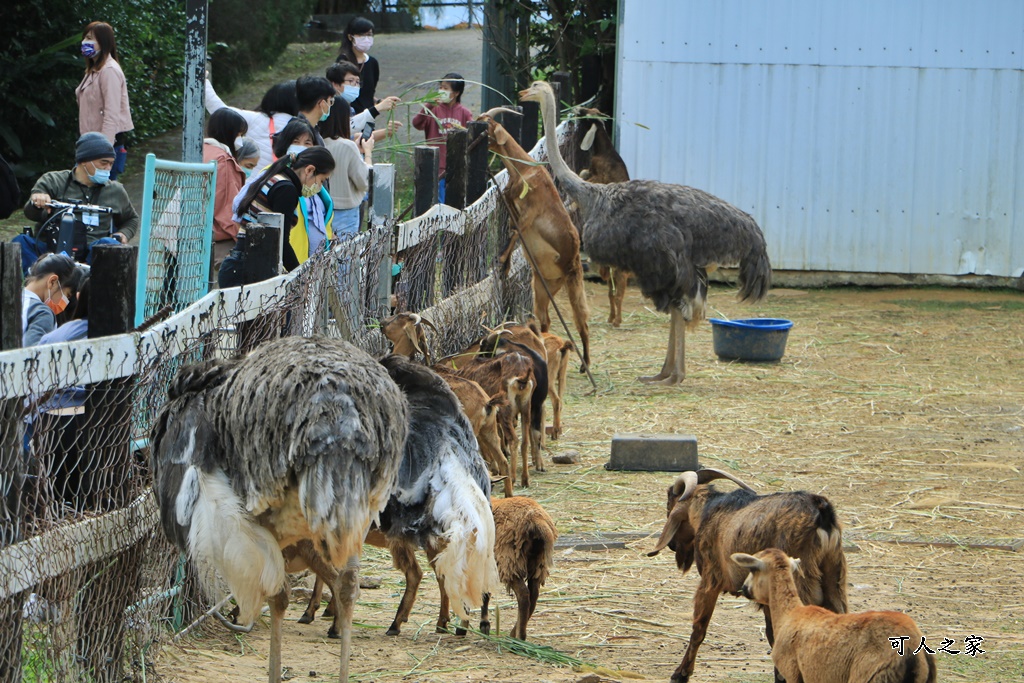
[521,81,772,385]
[150,337,408,683]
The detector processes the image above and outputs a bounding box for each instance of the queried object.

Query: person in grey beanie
[16,132,140,273]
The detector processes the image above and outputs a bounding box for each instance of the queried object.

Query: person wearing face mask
[231,118,318,223]
[203,109,250,270]
[295,76,339,147]
[75,22,133,180]
[205,78,299,170]
[412,73,474,203]
[326,62,402,143]
[236,138,260,176]
[21,254,81,347]
[336,16,379,115]
[19,133,139,274]
[321,98,373,238]
[229,146,336,278]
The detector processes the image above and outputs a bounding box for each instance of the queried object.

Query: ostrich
[150,337,408,683]
[297,354,500,638]
[521,81,772,385]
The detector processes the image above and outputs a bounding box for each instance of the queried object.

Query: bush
[208,0,317,93]
[0,0,312,194]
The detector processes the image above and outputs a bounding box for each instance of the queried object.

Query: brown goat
[733,548,936,683]
[540,331,572,439]
[574,107,631,328]
[478,112,592,372]
[380,312,436,363]
[452,352,537,488]
[648,469,848,683]
[304,498,556,643]
[483,496,557,640]
[380,312,513,496]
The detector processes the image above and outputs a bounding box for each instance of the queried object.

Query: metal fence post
[182,0,209,164]
[369,163,396,313]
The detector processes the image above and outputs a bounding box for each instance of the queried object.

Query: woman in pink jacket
[202,109,249,271]
[76,22,134,180]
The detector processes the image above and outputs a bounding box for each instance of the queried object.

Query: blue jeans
[12,234,120,276]
[438,178,446,204]
[334,206,360,238]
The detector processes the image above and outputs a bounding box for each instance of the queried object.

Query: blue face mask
[87,163,111,185]
[341,85,360,104]
[81,40,98,58]
[244,168,253,177]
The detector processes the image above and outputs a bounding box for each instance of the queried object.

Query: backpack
[0,152,20,219]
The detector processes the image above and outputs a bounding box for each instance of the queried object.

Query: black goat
[648,468,848,683]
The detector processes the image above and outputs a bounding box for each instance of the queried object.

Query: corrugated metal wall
[614,0,1024,277]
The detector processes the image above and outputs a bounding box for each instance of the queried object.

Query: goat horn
[479,106,523,119]
[694,468,756,492]
[418,316,438,332]
[670,471,701,503]
[409,313,421,324]
[648,502,690,557]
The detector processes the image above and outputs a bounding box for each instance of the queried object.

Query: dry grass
[154,281,1024,683]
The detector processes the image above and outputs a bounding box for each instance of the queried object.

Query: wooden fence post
[414,146,439,217]
[466,121,490,206]
[445,129,468,210]
[0,242,24,682]
[442,129,469,297]
[520,101,539,153]
[503,105,524,148]
[236,222,283,355]
[551,71,573,109]
[78,244,140,683]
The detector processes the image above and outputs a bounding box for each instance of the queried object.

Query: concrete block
[605,433,698,472]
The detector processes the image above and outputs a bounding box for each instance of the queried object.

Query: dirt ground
[151,280,1024,683]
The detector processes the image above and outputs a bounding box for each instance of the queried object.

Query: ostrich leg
[640,306,686,384]
[333,555,361,683]
[267,587,290,683]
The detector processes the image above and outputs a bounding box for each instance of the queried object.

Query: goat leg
[510,577,531,640]
[297,575,323,624]
[672,583,720,683]
[267,587,290,683]
[435,571,451,633]
[386,542,423,636]
[480,592,492,636]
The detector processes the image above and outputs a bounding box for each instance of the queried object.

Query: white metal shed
[614,0,1024,278]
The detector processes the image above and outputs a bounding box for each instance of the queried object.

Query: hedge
[0,0,314,188]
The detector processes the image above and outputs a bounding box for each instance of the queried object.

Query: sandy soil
[151,281,1024,683]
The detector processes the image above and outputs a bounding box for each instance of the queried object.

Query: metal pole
[182,0,209,163]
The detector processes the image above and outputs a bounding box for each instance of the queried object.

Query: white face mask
[287,144,307,157]
[353,35,373,54]
[234,137,245,150]
[437,90,451,103]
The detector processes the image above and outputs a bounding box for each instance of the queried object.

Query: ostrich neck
[540,89,591,204]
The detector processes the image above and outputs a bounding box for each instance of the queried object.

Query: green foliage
[0,0,187,182]
[490,0,618,110]
[0,0,313,195]
[208,0,318,92]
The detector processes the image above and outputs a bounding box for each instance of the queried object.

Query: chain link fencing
[0,120,579,681]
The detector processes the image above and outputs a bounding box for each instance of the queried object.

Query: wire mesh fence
[0,120,578,681]
[134,155,217,328]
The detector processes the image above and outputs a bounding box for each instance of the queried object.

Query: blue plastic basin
[709,318,794,362]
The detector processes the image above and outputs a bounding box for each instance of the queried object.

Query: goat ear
[648,503,688,557]
[494,124,510,147]
[730,553,764,571]
[580,123,598,151]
